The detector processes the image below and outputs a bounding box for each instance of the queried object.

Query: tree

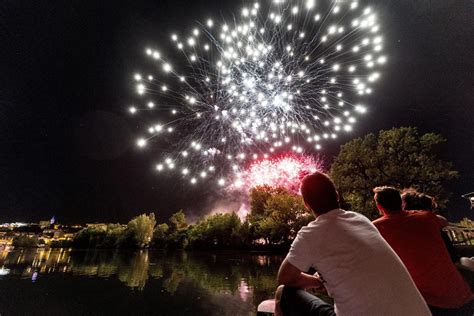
[248,186,288,243]
[330,127,459,218]
[248,186,313,245]
[152,223,169,248]
[166,211,188,249]
[260,192,313,245]
[100,224,125,248]
[238,219,253,246]
[122,213,156,248]
[73,226,107,248]
[188,212,243,249]
[73,224,124,249]
[249,185,287,217]
[169,210,188,232]
[187,221,208,248]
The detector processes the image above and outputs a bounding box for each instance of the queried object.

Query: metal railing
[445,225,474,246]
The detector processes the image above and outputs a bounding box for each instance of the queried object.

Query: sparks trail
[128,0,386,189]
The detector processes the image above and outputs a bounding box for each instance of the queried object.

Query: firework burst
[129,0,386,189]
[234,154,323,193]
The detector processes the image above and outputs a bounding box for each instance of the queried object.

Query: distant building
[43,229,65,239]
[39,216,56,229]
[41,226,75,244]
[462,193,474,210]
[39,221,51,229]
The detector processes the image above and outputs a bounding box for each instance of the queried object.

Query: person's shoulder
[404,211,447,228]
[293,220,326,245]
[339,209,368,219]
[300,214,340,234]
[299,220,321,233]
[407,210,437,220]
[410,211,447,227]
[435,214,448,226]
[372,216,387,226]
[338,210,380,231]
[323,209,370,224]
[345,210,373,223]
[342,209,361,216]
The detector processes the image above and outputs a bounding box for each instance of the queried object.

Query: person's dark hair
[401,188,438,211]
[373,186,402,213]
[300,172,339,215]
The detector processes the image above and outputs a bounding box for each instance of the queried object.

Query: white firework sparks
[129,0,386,188]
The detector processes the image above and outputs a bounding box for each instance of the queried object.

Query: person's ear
[375,203,385,215]
[303,200,310,210]
[303,200,317,217]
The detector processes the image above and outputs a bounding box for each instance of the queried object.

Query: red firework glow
[231,154,324,193]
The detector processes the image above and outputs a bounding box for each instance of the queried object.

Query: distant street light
[462,193,474,210]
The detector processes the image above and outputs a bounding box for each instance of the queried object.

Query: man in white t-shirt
[275,172,430,316]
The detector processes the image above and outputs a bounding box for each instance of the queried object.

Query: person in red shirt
[401,189,460,263]
[372,186,473,315]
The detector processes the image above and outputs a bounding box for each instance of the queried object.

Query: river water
[0,249,284,315]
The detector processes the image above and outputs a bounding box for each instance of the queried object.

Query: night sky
[0,0,473,224]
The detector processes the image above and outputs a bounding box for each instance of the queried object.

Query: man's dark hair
[401,189,437,211]
[373,186,402,213]
[300,172,339,215]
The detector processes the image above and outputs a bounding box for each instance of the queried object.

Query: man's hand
[312,272,327,292]
[277,258,324,290]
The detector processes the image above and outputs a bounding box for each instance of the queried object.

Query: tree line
[72,185,314,250]
[13,127,462,250]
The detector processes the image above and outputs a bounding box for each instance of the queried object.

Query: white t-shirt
[286,209,431,316]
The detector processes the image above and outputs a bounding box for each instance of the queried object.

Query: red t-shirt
[373,211,473,308]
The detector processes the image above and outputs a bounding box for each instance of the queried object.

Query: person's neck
[314,207,340,218]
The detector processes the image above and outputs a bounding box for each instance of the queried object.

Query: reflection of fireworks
[129,0,386,187]
[233,154,323,193]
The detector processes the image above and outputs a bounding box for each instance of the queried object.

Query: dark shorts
[280,287,336,316]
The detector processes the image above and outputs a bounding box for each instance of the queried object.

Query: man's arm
[277,258,324,290]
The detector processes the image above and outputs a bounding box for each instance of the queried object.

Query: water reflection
[0,249,283,313]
